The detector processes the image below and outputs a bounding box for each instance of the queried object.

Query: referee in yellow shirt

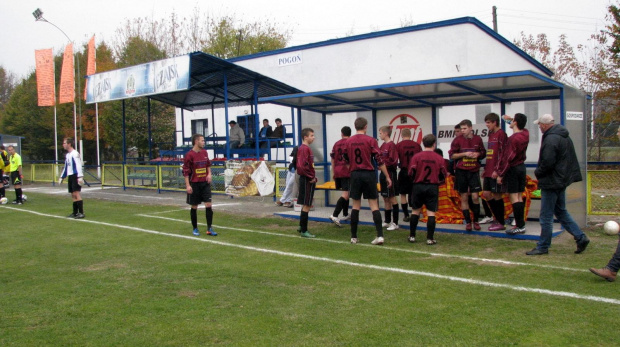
[7,145,24,204]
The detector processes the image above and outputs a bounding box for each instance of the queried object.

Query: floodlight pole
[33,8,83,163]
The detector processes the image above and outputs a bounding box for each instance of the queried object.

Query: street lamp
[32,7,83,162]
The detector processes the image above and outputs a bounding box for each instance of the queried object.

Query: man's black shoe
[67,213,77,218]
[575,235,590,254]
[526,248,548,255]
[74,213,85,219]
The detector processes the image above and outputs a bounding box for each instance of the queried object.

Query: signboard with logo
[85,55,190,103]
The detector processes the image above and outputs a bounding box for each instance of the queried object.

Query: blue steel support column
[372,110,378,139]
[297,107,302,145]
[224,72,230,159]
[254,81,260,159]
[322,112,329,206]
[500,102,506,131]
[148,98,152,160]
[180,108,185,146]
[122,100,127,190]
[432,106,437,135]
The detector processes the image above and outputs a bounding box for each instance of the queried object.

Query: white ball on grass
[603,221,620,236]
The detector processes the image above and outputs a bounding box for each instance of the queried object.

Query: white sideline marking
[146,203,242,215]
[5,206,619,306]
[139,214,589,274]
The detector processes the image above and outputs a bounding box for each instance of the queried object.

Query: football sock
[392,204,399,224]
[372,210,383,237]
[300,211,309,232]
[384,208,392,224]
[493,199,505,224]
[513,202,525,228]
[351,209,360,238]
[462,209,471,224]
[190,208,198,229]
[410,214,420,238]
[15,188,22,201]
[343,199,350,217]
[482,198,493,218]
[73,201,78,214]
[78,200,83,214]
[401,203,409,217]
[472,203,480,222]
[205,207,213,228]
[333,197,346,217]
[0,187,5,197]
[427,216,436,240]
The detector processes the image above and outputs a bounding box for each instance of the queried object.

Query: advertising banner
[34,48,55,107]
[59,43,75,104]
[85,55,190,103]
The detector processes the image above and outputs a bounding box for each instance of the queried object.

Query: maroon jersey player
[396,128,422,223]
[183,134,217,237]
[449,119,486,232]
[296,128,317,238]
[344,117,392,246]
[378,125,400,231]
[329,126,352,226]
[483,113,509,231]
[407,134,447,245]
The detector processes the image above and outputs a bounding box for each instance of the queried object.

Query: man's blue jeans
[537,188,586,250]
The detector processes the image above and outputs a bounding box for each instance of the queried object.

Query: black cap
[228,120,236,125]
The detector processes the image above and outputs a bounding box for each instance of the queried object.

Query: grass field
[2,192,620,346]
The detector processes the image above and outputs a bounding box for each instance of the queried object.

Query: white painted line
[139,214,589,273]
[5,206,618,306]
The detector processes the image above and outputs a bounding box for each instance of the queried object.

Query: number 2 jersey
[344,134,384,171]
[183,149,212,183]
[408,150,448,185]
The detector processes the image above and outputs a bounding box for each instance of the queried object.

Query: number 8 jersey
[344,134,384,172]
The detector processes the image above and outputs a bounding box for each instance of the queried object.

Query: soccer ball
[21,194,27,202]
[0,197,7,204]
[604,221,620,236]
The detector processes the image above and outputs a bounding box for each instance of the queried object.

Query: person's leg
[536,189,558,251]
[409,210,420,240]
[350,199,362,240]
[553,189,585,241]
[280,170,295,204]
[368,199,384,238]
[606,237,620,272]
[342,191,350,217]
[400,194,409,219]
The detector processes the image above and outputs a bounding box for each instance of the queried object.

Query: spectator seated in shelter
[259,119,273,148]
[269,118,286,148]
[228,120,245,149]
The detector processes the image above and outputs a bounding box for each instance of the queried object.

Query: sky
[0,0,613,79]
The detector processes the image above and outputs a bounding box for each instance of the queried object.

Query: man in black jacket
[526,114,590,255]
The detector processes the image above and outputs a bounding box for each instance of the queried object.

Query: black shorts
[397,169,412,196]
[186,181,212,205]
[335,177,350,191]
[298,176,316,206]
[349,170,378,200]
[455,169,481,194]
[483,177,503,193]
[409,184,439,212]
[68,174,82,193]
[503,164,526,194]
[380,168,398,198]
[10,171,21,185]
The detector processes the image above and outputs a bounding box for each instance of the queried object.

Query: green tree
[0,66,17,113]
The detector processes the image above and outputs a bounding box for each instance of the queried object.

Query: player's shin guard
[78,200,83,214]
[15,188,22,201]
[351,209,360,238]
[462,209,471,224]
[384,207,391,224]
[492,199,505,224]
[190,208,198,229]
[427,216,436,240]
[300,211,309,232]
[343,199,350,217]
[410,214,419,238]
[0,187,5,197]
[471,203,480,222]
[513,202,525,228]
[333,197,346,217]
[482,198,493,218]
[373,210,383,237]
[392,204,399,225]
[73,201,78,214]
[401,203,409,217]
[205,207,213,228]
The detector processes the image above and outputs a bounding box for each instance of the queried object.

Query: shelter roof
[259,70,563,113]
[138,52,303,111]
